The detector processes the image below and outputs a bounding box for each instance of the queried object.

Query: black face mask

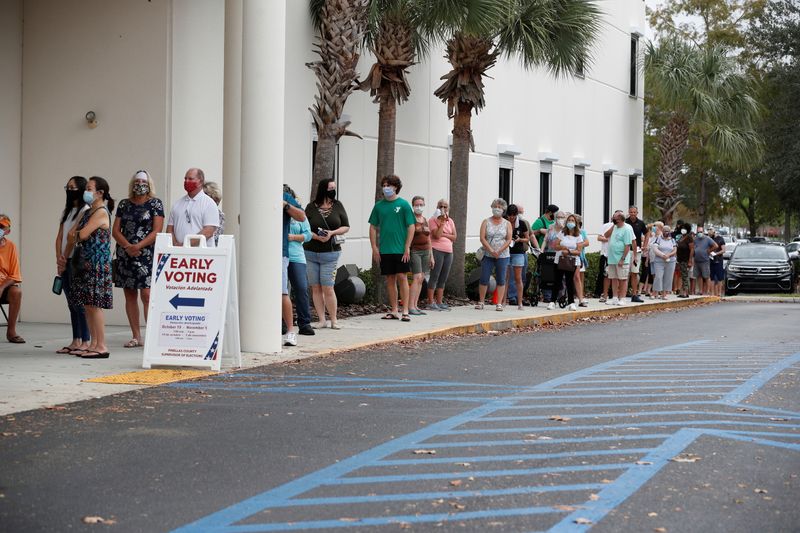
[66,190,82,205]
[326,189,337,200]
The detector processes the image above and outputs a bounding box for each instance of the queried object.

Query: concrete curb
[722,296,800,304]
[306,296,721,357]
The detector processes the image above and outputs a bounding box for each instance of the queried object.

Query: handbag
[475,246,485,262]
[557,253,577,272]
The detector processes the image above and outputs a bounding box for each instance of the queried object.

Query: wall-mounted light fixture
[85,111,98,129]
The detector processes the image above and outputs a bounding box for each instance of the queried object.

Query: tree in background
[645,37,761,225]
[308,0,370,195]
[422,0,600,296]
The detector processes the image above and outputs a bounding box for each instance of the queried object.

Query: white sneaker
[616,299,627,306]
[608,297,619,305]
[568,303,577,311]
[547,302,556,311]
[283,332,297,346]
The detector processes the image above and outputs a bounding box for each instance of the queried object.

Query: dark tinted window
[732,245,788,260]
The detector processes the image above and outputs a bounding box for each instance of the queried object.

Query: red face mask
[184,181,199,194]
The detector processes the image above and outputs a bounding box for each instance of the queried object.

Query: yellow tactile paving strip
[84,369,217,385]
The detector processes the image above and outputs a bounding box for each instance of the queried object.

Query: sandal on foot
[80,351,110,359]
[7,335,25,344]
[400,314,411,322]
[496,304,504,311]
[56,346,75,354]
[474,303,484,310]
[124,339,141,348]
[381,313,400,320]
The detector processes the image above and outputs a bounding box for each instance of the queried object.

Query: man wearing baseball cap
[0,214,25,343]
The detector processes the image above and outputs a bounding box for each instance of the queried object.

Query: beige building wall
[0,0,23,236]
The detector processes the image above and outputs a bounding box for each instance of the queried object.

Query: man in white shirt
[166,168,220,247]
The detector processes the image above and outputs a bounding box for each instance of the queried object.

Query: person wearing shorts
[605,212,635,305]
[281,188,306,347]
[692,226,718,295]
[368,175,416,321]
[708,228,726,296]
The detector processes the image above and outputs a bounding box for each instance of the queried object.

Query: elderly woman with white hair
[202,181,225,246]
[112,170,164,348]
[476,198,512,311]
[651,223,677,299]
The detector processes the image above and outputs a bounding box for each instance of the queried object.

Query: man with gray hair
[166,168,220,247]
[0,214,24,343]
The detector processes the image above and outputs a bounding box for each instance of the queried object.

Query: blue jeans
[480,256,510,286]
[288,261,311,328]
[63,262,90,341]
[507,253,528,301]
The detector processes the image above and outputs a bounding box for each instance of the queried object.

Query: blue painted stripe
[167,384,493,402]
[374,448,651,466]
[206,382,526,391]
[551,384,735,391]
[215,505,560,532]
[699,429,800,451]
[547,428,702,532]
[720,352,800,404]
[480,410,798,422]
[420,434,673,448]
[508,392,725,400]
[722,430,800,438]
[327,463,631,485]
[571,378,745,383]
[501,401,718,410]
[445,419,800,435]
[280,483,605,507]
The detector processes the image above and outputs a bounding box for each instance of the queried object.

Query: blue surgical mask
[83,191,95,204]
[382,186,395,198]
[566,222,576,230]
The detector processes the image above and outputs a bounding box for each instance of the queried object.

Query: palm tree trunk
[312,129,338,194]
[370,87,397,306]
[447,102,473,298]
[655,115,690,224]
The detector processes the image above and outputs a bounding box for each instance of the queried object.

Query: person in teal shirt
[606,212,636,305]
[368,175,416,321]
[287,217,313,335]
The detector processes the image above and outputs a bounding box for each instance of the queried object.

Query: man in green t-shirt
[368,175,416,321]
[530,204,559,248]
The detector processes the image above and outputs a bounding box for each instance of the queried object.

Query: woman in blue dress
[112,170,165,348]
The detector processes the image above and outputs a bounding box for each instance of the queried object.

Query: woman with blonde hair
[111,170,164,348]
[203,181,225,245]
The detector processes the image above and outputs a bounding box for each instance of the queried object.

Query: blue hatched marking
[173,341,800,532]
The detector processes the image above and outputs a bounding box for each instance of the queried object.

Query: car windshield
[733,246,788,260]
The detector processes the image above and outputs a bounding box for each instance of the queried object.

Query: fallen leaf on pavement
[449,502,466,510]
[552,505,577,512]
[754,488,768,494]
[412,449,436,455]
[549,415,572,422]
[449,480,462,487]
[455,462,471,466]
[654,528,667,532]
[82,516,116,525]
[648,512,658,517]
[589,494,600,501]
[574,517,593,525]
[601,479,613,484]
[670,454,701,463]
[1,432,17,437]
[736,408,749,412]
[339,518,359,522]
[769,417,788,422]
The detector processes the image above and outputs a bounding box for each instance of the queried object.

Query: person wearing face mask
[0,214,25,343]
[202,181,225,246]
[708,228,726,296]
[651,224,677,299]
[504,204,530,310]
[692,225,719,296]
[305,178,350,330]
[65,177,115,358]
[166,168,220,247]
[112,170,165,348]
[531,204,559,249]
[624,206,647,303]
[427,199,456,311]
[408,196,434,316]
[675,223,694,298]
[605,212,636,305]
[476,199,512,311]
[595,213,616,302]
[552,213,583,311]
[369,175,416,321]
[54,176,90,353]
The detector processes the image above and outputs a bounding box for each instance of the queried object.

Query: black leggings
[550,268,576,304]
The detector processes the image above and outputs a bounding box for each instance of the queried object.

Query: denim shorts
[480,256,510,286]
[282,256,290,295]
[509,253,526,268]
[305,250,341,287]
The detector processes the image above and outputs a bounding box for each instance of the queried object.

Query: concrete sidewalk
[0,295,717,415]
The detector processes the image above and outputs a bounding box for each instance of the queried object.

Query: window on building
[499,168,512,205]
[574,170,584,216]
[629,35,639,97]
[603,171,612,223]
[629,175,637,208]
[311,139,340,189]
[539,171,551,215]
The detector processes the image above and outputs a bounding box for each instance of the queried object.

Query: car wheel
[725,288,737,296]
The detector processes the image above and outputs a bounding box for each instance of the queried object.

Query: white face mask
[433,209,442,218]
[681,229,687,235]
[492,208,504,217]
[556,217,566,225]
[413,205,425,215]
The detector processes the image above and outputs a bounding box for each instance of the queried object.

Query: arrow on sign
[169,294,205,310]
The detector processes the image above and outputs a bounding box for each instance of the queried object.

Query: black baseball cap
[545,204,559,214]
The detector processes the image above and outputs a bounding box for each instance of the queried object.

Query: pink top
[429,216,456,254]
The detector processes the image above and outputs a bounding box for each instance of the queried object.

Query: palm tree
[423,0,602,297]
[308,0,370,195]
[645,37,762,225]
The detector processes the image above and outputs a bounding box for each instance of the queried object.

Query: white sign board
[143,234,241,371]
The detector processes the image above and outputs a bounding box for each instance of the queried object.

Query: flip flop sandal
[71,349,91,356]
[80,351,110,359]
[56,346,75,354]
[381,313,400,320]
[124,339,141,348]
[400,314,411,322]
[7,335,25,344]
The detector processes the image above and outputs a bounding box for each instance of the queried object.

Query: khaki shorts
[607,263,630,280]
[629,251,642,274]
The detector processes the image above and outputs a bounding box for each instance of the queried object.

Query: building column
[223,0,242,249]
[239,0,286,353]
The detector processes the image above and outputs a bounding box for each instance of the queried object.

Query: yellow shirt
[0,238,22,284]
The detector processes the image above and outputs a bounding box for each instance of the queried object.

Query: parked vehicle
[722,234,738,260]
[786,242,800,288]
[725,243,796,295]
